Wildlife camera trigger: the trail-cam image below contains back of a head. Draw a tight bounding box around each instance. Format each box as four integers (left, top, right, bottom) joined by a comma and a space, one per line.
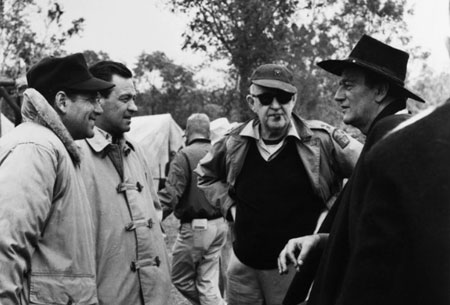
186, 113, 210, 142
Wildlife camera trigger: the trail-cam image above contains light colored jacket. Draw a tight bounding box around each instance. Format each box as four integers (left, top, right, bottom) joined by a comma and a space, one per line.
78, 128, 171, 305
196, 114, 362, 219
0, 89, 97, 305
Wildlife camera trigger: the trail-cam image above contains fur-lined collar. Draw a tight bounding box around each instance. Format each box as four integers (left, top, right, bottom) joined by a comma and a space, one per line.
21, 88, 81, 164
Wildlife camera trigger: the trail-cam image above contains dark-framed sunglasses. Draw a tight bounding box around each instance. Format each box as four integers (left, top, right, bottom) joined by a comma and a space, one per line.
251, 92, 294, 106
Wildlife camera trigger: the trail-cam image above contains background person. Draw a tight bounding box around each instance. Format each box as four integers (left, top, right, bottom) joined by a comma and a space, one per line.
159, 113, 227, 305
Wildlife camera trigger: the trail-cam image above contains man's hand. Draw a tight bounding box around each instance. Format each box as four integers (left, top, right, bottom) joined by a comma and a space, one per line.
277, 234, 327, 275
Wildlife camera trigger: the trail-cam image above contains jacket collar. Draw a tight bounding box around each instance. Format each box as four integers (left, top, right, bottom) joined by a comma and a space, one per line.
367, 100, 406, 134
187, 138, 211, 146
21, 88, 81, 164
85, 127, 135, 156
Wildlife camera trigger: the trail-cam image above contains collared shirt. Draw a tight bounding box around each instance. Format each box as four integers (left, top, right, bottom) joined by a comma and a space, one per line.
239, 117, 301, 161
86, 127, 135, 179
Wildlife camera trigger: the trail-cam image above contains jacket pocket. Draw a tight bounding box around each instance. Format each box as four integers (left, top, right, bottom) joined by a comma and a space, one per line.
29, 272, 97, 305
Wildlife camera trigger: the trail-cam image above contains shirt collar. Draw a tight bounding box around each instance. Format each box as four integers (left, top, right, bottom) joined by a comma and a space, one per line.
239, 117, 301, 141
85, 127, 135, 154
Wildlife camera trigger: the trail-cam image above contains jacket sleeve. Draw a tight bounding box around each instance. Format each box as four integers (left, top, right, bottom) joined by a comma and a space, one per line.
195, 137, 234, 219
158, 150, 189, 220
0, 144, 57, 304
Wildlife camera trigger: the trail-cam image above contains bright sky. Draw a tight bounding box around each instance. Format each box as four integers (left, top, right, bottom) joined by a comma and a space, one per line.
60, 0, 450, 81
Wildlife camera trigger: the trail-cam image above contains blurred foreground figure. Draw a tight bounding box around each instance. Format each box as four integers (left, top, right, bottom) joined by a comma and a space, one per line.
278, 35, 428, 305
0, 54, 113, 304
78, 61, 171, 305
159, 113, 227, 305
196, 63, 361, 305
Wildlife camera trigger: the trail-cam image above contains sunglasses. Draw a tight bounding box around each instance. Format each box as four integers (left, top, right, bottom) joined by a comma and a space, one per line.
251, 92, 294, 105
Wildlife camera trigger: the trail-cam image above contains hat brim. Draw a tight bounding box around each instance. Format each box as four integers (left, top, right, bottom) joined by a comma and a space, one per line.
317, 59, 425, 103
67, 77, 114, 92
252, 79, 297, 94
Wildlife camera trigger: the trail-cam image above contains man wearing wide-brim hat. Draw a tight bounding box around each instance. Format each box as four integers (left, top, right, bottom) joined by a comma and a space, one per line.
278, 34, 426, 305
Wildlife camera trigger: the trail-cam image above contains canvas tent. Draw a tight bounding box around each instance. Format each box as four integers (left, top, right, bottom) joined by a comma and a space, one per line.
210, 117, 240, 144
0, 113, 14, 137
127, 113, 184, 188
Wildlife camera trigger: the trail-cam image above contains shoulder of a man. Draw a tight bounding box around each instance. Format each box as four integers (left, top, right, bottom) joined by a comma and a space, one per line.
303, 119, 353, 150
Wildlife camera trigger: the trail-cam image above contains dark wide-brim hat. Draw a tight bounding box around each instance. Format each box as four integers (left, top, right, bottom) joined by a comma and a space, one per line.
317, 35, 425, 103
27, 53, 114, 97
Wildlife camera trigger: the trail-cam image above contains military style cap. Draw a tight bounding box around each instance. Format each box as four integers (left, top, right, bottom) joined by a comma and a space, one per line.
250, 64, 297, 94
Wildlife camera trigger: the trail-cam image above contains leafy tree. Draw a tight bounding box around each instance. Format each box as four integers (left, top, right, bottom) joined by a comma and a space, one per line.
82, 50, 111, 66
169, 0, 419, 127
285, 0, 418, 128
134, 51, 204, 126
0, 0, 84, 79
0, 0, 84, 124
409, 63, 450, 113
133, 51, 238, 126
168, 0, 299, 120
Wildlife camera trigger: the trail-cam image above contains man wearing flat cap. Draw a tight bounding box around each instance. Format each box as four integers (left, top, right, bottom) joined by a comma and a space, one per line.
195, 63, 362, 305
0, 53, 114, 304
279, 35, 426, 305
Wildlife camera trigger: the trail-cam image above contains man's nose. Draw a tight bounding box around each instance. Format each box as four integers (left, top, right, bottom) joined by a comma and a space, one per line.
94, 101, 103, 114
128, 99, 138, 112
270, 97, 282, 108
334, 86, 345, 103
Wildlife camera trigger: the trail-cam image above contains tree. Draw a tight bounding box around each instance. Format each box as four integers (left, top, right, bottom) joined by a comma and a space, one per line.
0, 0, 84, 79
169, 0, 299, 120
285, 0, 418, 127
134, 51, 204, 126
82, 50, 111, 66
169, 0, 419, 126
0, 0, 84, 123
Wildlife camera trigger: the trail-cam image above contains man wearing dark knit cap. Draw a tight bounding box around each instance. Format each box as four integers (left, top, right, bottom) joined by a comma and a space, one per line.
195, 63, 362, 305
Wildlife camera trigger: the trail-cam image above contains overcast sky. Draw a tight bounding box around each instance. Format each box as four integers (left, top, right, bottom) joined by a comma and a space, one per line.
60, 0, 450, 80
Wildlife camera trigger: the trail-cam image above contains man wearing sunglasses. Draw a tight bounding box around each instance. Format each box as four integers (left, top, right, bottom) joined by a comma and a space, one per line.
195, 63, 362, 305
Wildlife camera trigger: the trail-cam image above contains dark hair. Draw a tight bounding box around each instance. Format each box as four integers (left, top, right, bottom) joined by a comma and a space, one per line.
89, 61, 132, 98
363, 68, 407, 107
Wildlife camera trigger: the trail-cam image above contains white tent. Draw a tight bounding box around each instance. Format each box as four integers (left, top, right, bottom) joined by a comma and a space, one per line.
0, 113, 14, 137
210, 117, 240, 144
127, 113, 184, 186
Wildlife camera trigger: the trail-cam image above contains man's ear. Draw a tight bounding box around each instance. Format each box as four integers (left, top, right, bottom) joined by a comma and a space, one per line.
292, 93, 298, 106
375, 82, 389, 103
246, 94, 256, 112
54, 91, 68, 114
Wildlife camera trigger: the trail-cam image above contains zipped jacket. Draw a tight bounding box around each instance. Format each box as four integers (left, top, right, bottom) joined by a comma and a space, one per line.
195, 114, 362, 220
